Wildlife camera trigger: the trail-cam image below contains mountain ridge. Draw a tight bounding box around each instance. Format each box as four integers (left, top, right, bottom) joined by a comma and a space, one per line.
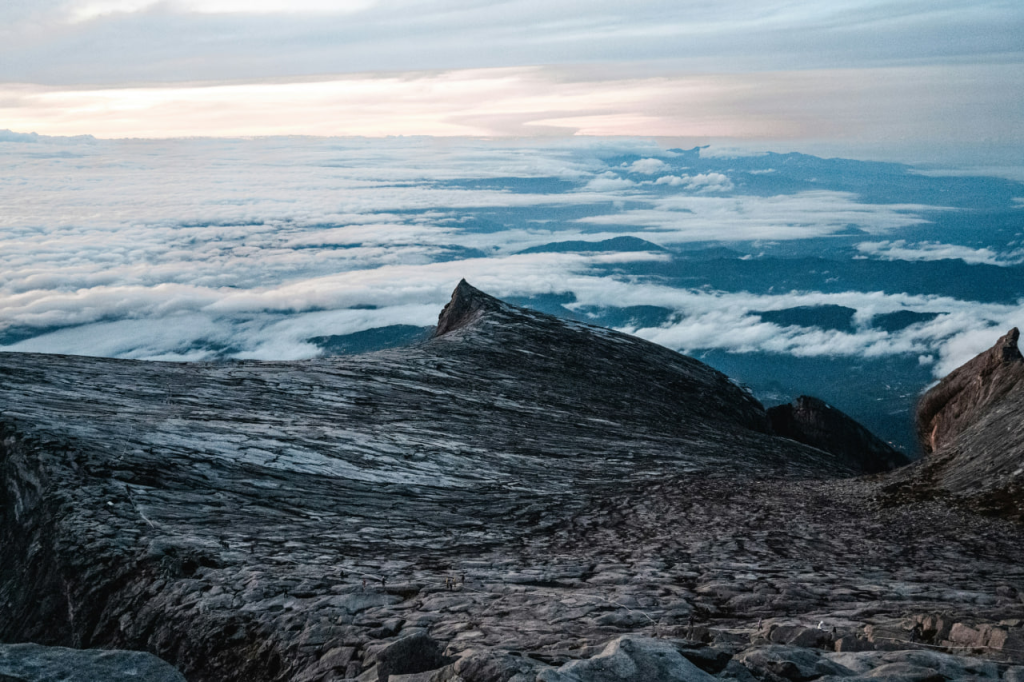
1, 282, 1021, 682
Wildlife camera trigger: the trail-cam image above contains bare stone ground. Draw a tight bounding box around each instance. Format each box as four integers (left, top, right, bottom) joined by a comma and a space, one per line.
1, 284, 1021, 681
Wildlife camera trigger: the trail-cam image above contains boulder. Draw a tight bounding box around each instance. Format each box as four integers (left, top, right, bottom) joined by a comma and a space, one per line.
826, 649, 999, 679
374, 633, 453, 682
0, 643, 185, 682
452, 649, 545, 682
736, 645, 853, 681
536, 636, 716, 682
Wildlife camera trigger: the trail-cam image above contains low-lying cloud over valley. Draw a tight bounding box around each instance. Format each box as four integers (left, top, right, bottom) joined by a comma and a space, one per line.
2, 136, 1022, 382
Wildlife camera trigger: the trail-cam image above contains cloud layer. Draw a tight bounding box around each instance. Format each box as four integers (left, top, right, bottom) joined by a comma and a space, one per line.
1, 136, 1022, 378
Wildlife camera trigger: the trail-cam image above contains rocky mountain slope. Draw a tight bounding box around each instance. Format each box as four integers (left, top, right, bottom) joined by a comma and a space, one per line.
886, 327, 1024, 520
1, 282, 1022, 682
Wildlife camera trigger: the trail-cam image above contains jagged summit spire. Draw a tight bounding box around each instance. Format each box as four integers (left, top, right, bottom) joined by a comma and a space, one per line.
917, 327, 1023, 454
996, 327, 1022, 362
433, 279, 504, 337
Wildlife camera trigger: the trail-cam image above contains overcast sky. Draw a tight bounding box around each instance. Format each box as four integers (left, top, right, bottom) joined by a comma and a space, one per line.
2, 0, 1022, 160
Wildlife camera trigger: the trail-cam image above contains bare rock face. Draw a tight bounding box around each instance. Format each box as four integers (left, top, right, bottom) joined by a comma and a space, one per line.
767, 396, 910, 474
0, 643, 185, 682
916, 327, 1023, 455
536, 636, 716, 682
889, 327, 1024, 519
433, 279, 501, 337
1, 282, 1022, 682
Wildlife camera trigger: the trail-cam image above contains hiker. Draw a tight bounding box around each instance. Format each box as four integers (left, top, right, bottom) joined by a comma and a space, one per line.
381, 576, 387, 588
362, 579, 366, 591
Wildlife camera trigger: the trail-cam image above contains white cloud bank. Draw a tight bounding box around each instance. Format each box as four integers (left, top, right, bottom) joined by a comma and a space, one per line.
857, 240, 1024, 266
1, 136, 1020, 379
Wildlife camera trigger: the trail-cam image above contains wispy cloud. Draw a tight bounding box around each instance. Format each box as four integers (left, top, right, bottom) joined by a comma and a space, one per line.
653, 173, 733, 192
579, 190, 934, 242
856, 240, 1024, 266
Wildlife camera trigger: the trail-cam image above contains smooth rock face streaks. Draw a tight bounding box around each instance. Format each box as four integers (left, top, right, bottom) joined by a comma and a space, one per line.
0, 282, 1021, 682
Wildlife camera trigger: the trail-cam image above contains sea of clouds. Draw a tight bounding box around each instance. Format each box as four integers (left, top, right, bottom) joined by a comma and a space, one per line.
2, 134, 1022, 377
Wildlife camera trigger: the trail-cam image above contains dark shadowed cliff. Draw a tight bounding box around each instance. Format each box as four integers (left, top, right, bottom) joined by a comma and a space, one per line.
768, 395, 910, 474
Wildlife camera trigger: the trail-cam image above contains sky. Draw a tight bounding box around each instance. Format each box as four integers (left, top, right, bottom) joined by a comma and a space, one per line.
1, 0, 1023, 163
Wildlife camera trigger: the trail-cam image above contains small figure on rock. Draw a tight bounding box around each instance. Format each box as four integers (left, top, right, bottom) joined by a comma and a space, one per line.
362, 578, 367, 591
381, 576, 387, 588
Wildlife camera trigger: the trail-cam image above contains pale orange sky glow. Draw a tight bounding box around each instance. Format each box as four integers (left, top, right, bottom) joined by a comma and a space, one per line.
2, 64, 1020, 145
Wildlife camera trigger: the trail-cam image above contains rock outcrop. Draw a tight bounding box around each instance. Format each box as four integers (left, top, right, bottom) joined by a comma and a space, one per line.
1, 282, 1021, 682
434, 279, 500, 337
887, 327, 1024, 519
0, 643, 185, 681
768, 396, 910, 473
537, 636, 716, 682
916, 327, 1023, 455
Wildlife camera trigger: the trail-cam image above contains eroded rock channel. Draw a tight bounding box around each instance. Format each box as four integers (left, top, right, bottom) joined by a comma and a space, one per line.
1, 281, 1022, 681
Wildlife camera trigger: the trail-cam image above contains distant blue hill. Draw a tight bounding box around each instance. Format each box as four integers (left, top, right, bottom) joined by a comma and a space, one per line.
517, 236, 666, 255
596, 256, 1024, 304
309, 325, 432, 356
871, 310, 940, 332
503, 292, 586, 321
756, 305, 857, 332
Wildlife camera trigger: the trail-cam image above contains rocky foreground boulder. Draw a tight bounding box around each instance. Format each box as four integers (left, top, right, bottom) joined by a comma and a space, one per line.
0, 642, 185, 681
1, 282, 1022, 681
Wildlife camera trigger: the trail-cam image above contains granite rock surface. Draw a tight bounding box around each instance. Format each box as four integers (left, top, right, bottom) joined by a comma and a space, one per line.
887, 327, 1024, 520
1, 282, 1022, 682
0, 642, 185, 681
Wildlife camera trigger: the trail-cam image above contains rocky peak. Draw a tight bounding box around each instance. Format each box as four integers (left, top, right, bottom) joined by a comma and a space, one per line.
432, 279, 503, 337
916, 327, 1023, 455
884, 327, 1024, 519
767, 395, 909, 474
